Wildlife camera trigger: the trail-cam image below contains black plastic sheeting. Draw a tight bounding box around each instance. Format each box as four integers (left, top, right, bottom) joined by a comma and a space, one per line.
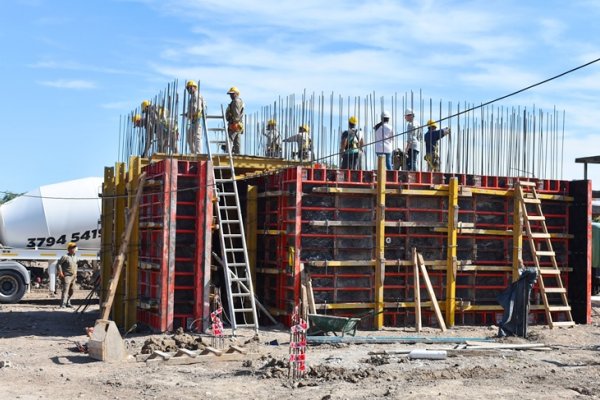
496, 268, 538, 337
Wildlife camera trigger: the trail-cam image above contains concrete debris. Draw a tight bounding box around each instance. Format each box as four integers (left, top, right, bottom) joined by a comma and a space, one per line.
140, 329, 205, 354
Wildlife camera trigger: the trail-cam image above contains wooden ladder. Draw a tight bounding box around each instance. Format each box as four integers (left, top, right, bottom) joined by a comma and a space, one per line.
515, 181, 574, 328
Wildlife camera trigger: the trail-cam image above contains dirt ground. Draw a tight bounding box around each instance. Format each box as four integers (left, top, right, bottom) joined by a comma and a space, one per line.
1, 290, 599, 400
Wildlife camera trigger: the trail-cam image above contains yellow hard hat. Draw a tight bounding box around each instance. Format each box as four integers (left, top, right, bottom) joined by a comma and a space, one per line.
67, 242, 77, 249
141, 100, 151, 110
186, 80, 198, 89
427, 119, 437, 128
348, 116, 358, 125
227, 86, 240, 95
267, 119, 276, 126
132, 114, 142, 123
300, 124, 310, 133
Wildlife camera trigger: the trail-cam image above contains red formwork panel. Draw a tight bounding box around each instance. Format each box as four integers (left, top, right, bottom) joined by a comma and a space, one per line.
137, 158, 177, 332
136, 159, 213, 332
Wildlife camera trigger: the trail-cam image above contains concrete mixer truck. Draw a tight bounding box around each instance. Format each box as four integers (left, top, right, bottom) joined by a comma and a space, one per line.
0, 177, 103, 303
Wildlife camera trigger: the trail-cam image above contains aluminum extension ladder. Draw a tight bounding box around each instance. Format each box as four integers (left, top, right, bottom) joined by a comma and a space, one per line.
202, 107, 259, 335
515, 180, 574, 328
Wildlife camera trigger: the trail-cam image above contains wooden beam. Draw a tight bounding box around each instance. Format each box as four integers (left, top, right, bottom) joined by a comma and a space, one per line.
419, 253, 447, 332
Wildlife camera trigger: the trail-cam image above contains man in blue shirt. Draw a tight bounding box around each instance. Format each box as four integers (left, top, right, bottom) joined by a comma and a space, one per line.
424, 119, 450, 172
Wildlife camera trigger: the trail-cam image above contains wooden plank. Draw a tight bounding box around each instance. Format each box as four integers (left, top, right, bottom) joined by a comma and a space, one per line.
417, 253, 447, 332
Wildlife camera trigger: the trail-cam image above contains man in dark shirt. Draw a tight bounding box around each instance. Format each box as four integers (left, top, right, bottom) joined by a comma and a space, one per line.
424, 119, 450, 172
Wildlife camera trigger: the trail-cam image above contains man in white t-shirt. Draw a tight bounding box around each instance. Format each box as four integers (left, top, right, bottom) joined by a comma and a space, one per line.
374, 111, 394, 169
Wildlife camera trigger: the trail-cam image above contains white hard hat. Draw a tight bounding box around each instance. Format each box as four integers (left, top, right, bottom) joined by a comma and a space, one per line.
381, 111, 391, 119
404, 108, 414, 116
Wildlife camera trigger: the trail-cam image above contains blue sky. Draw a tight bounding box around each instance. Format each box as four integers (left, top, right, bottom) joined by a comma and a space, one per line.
2, 0, 600, 193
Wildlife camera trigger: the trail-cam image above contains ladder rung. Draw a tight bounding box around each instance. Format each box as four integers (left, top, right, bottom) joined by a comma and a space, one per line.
548, 306, 571, 312
206, 114, 224, 119
214, 166, 231, 170
219, 206, 238, 211
551, 321, 575, 327
225, 248, 244, 252
529, 233, 551, 239
233, 308, 254, 313
517, 181, 537, 187
208, 128, 225, 131
227, 262, 246, 267
527, 215, 546, 221
221, 219, 241, 224
215, 178, 233, 183
536, 251, 555, 257
234, 323, 257, 327
219, 192, 236, 196
231, 293, 252, 298
539, 268, 561, 275
231, 277, 248, 282
523, 198, 541, 204
223, 234, 243, 238
544, 287, 567, 293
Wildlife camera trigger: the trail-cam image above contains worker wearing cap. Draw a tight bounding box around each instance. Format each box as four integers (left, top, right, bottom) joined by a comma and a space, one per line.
185, 80, 205, 154
404, 108, 422, 171
283, 125, 312, 161
57, 242, 79, 308
340, 116, 364, 170
225, 86, 245, 154
424, 119, 450, 172
141, 100, 159, 157
263, 119, 281, 157
374, 111, 394, 170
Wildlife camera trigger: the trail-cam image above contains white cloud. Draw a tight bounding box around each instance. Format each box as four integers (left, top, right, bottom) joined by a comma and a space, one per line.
38, 79, 97, 89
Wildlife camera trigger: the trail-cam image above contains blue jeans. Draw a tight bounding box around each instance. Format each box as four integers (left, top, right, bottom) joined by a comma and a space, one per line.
376, 153, 392, 170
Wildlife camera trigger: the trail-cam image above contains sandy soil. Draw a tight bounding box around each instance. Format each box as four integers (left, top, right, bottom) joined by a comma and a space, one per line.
1, 289, 599, 400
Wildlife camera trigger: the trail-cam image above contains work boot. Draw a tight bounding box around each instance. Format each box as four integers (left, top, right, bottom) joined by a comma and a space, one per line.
66, 298, 73, 308
60, 302, 66, 308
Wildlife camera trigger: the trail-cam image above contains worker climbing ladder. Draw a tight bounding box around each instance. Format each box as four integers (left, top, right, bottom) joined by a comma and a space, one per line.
202, 106, 259, 335
514, 181, 574, 328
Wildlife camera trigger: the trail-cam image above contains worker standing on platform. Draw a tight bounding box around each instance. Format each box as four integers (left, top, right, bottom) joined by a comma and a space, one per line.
263, 119, 281, 157
340, 116, 363, 169
141, 100, 159, 157
424, 119, 450, 172
283, 125, 312, 161
374, 111, 394, 170
157, 106, 179, 154
225, 86, 244, 154
185, 80, 205, 154
404, 108, 422, 171
57, 242, 78, 308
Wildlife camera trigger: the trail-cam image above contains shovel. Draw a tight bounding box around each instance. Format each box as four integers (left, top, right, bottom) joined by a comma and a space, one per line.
88, 172, 146, 362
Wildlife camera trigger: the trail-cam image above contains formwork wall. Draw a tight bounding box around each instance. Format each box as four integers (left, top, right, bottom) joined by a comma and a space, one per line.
102, 157, 213, 333
247, 167, 591, 328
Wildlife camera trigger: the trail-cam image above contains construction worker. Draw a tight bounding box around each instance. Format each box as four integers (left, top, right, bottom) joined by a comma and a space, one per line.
404, 108, 422, 171
374, 111, 394, 170
141, 100, 159, 157
57, 242, 78, 308
424, 119, 451, 172
225, 86, 244, 154
157, 106, 179, 153
262, 119, 281, 157
132, 114, 142, 128
185, 80, 205, 154
340, 116, 364, 169
283, 125, 312, 161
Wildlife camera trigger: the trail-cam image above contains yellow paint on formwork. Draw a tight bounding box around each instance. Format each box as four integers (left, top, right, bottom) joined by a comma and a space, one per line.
445, 178, 458, 327
101, 167, 115, 312
374, 156, 386, 330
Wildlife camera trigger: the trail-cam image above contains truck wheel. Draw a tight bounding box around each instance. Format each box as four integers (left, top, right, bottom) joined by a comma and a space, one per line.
0, 271, 26, 303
